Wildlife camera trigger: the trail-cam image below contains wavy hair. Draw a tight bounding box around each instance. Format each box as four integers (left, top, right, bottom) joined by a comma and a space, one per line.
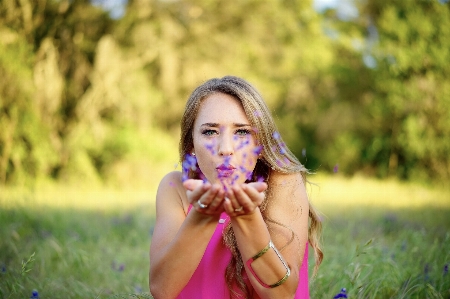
179, 76, 323, 298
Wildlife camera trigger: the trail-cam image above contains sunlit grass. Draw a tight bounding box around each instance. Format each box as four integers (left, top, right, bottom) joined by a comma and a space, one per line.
1, 174, 449, 298
309, 173, 450, 210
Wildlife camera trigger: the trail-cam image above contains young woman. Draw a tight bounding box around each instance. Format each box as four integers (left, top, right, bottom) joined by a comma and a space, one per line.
149, 76, 322, 299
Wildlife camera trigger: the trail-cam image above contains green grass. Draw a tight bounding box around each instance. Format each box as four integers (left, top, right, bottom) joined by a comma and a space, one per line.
1, 174, 449, 298
308, 174, 450, 298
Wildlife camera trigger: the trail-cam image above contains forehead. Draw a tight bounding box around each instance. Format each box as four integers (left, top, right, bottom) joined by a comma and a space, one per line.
194, 92, 250, 125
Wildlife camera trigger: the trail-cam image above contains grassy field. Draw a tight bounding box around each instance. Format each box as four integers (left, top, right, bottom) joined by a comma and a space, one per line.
1, 174, 449, 298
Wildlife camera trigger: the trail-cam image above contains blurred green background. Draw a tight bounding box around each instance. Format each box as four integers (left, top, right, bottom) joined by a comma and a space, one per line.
1, 0, 450, 298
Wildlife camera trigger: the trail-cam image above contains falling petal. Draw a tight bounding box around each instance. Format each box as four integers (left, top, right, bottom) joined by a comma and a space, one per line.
333, 164, 339, 173
272, 131, 280, 139
253, 146, 263, 155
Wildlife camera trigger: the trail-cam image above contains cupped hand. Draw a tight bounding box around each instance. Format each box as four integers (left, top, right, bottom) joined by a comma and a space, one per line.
183, 179, 226, 215
222, 181, 268, 217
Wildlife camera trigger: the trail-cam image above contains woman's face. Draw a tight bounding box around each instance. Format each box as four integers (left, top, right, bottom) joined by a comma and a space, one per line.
192, 92, 259, 185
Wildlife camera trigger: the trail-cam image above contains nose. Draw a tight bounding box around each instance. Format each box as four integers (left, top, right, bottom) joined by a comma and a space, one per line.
218, 134, 234, 156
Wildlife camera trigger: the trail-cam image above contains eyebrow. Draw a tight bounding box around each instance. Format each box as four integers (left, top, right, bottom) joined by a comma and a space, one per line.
200, 122, 251, 128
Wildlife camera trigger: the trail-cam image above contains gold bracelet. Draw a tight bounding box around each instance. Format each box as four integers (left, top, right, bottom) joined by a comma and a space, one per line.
246, 240, 291, 288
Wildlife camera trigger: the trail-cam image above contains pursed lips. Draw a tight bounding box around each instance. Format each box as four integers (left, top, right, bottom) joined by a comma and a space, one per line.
216, 164, 235, 178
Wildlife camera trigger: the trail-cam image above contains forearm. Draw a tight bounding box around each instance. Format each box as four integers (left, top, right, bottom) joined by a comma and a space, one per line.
231, 209, 298, 299
149, 211, 219, 299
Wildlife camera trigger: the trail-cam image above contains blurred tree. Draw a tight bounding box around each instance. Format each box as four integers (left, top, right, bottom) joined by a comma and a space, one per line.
310, 0, 450, 181
1, 0, 449, 185
0, 0, 115, 184
364, 0, 450, 181
116, 0, 335, 155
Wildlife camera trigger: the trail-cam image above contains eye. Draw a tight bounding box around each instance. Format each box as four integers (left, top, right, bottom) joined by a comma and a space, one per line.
201, 129, 218, 136
235, 128, 251, 136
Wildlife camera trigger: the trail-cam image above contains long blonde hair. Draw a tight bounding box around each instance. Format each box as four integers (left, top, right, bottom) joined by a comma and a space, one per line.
180, 76, 323, 297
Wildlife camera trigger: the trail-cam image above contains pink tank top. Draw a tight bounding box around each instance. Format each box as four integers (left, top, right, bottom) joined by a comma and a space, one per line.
176, 210, 310, 298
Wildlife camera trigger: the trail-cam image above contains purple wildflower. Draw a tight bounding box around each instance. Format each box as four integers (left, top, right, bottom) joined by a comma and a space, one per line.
333, 288, 347, 299
240, 166, 247, 173
30, 290, 39, 299
283, 157, 289, 164
246, 171, 253, 181
135, 285, 143, 294
424, 263, 431, 281
401, 241, 407, 251
333, 164, 339, 173
224, 156, 231, 167
272, 131, 280, 139
257, 176, 265, 182
254, 110, 262, 117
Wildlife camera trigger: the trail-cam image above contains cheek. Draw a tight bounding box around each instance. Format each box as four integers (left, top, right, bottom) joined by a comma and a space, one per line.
193, 145, 215, 175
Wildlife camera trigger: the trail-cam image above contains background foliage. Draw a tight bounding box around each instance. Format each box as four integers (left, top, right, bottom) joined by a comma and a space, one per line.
1, 0, 449, 186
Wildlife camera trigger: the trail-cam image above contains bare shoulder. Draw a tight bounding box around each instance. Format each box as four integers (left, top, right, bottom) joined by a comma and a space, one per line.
156, 171, 189, 214
269, 171, 305, 187
266, 171, 309, 219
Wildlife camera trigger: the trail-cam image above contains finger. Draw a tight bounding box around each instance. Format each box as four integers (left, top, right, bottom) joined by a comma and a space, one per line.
222, 182, 241, 210
246, 181, 268, 192
187, 182, 212, 204
241, 184, 264, 206
203, 184, 225, 211
231, 184, 253, 211
223, 197, 237, 215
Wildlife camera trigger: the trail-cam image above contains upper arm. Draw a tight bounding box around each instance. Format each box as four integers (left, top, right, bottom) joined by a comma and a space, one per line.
265, 172, 309, 271
150, 171, 188, 262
